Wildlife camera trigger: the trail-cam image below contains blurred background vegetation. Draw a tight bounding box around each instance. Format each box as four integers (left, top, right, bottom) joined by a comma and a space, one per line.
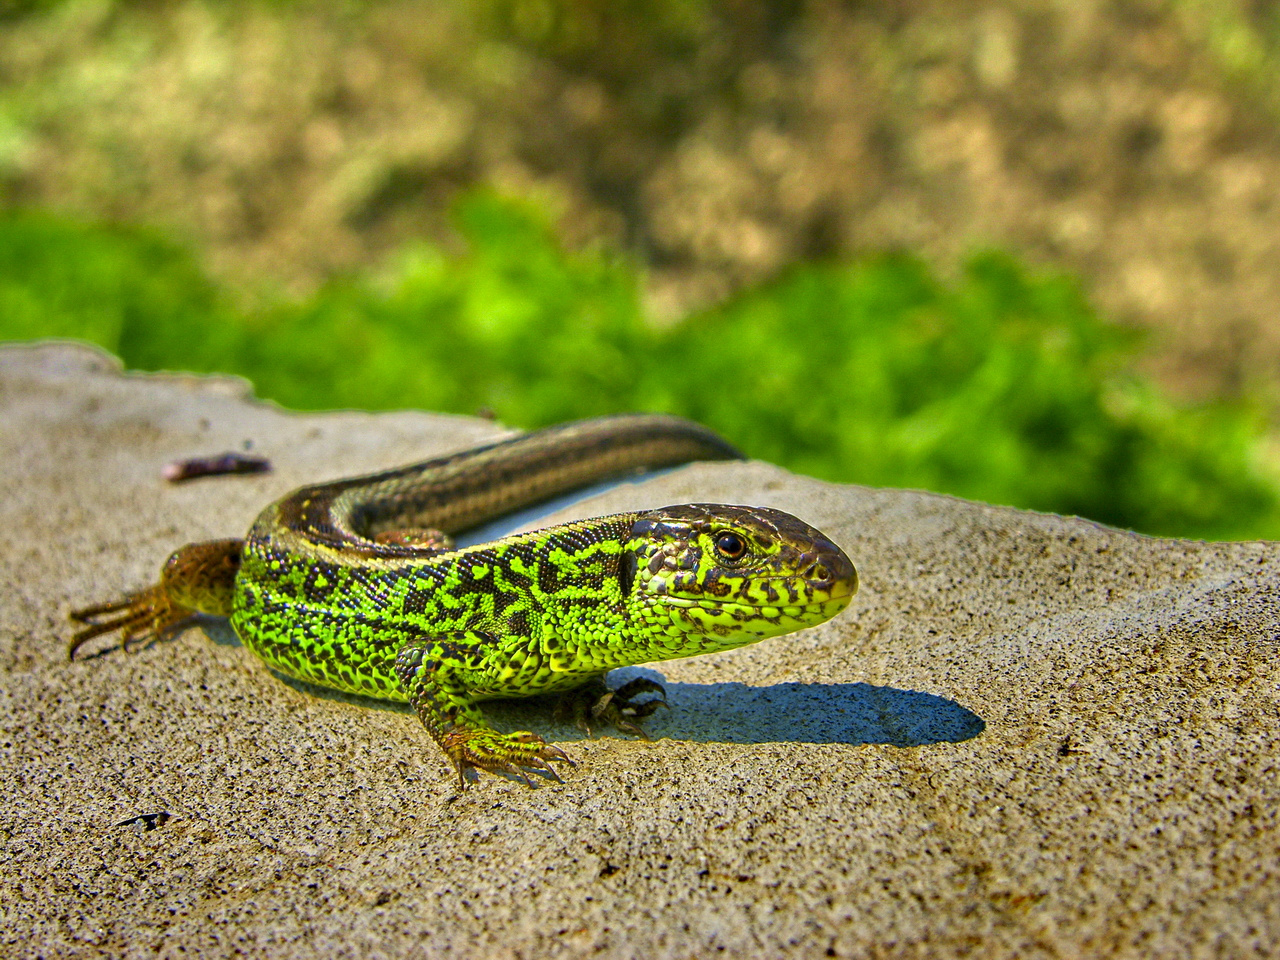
3, 0, 1280, 539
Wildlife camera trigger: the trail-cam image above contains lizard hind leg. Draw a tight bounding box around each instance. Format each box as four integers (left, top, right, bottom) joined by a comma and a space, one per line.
393, 632, 573, 788
68, 538, 243, 660
372, 528, 455, 552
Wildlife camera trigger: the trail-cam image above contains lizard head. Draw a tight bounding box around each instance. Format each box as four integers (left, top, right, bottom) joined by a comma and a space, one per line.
624, 503, 857, 655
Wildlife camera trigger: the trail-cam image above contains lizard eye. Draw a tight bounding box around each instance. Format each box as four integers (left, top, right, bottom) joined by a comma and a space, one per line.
714, 532, 748, 561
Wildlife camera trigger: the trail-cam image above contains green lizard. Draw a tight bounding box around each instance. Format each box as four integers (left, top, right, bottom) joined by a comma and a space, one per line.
70, 415, 857, 786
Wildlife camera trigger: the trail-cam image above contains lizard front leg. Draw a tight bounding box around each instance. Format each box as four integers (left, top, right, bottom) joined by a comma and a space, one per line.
393, 632, 572, 788
556, 676, 668, 738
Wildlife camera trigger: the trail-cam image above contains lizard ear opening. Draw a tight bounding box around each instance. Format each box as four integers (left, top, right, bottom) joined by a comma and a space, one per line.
618, 551, 638, 597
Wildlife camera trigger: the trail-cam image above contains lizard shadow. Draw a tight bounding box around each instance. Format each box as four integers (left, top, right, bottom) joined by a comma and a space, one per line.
272, 671, 982, 752
497, 668, 985, 747
199, 620, 983, 748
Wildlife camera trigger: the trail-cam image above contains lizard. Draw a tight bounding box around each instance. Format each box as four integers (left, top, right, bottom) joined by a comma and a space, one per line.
69, 414, 858, 786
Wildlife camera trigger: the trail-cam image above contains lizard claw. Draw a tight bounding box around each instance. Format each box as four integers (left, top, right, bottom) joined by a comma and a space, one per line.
445, 729, 574, 789
68, 585, 193, 661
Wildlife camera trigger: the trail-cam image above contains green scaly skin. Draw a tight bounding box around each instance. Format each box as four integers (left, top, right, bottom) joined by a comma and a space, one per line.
69, 415, 858, 786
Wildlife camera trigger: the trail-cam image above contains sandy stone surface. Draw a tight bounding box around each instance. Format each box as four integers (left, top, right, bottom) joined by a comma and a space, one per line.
2, 342, 1277, 958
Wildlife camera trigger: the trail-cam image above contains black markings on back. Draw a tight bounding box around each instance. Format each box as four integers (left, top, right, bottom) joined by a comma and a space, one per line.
537, 559, 563, 594
302, 562, 340, 603
501, 562, 533, 592
618, 551, 638, 598
506, 608, 530, 636
402, 586, 432, 616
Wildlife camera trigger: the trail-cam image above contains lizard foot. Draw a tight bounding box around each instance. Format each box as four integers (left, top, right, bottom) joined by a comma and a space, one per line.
372, 528, 454, 552
68, 585, 195, 661
557, 677, 668, 738
442, 728, 574, 789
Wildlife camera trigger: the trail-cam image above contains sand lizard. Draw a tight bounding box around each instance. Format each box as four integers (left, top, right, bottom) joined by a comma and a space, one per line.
70, 415, 857, 786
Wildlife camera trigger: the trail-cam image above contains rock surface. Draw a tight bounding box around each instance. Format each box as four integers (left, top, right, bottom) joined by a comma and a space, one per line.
2, 342, 1277, 958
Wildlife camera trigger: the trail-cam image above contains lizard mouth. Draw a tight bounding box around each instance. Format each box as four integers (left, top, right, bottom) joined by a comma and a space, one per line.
650, 566, 859, 612
656, 593, 855, 619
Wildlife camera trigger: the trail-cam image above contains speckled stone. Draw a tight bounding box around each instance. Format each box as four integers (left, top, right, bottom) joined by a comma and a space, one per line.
2, 342, 1277, 959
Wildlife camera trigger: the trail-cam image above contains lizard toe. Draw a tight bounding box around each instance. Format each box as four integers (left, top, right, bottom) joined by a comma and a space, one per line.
448, 729, 574, 788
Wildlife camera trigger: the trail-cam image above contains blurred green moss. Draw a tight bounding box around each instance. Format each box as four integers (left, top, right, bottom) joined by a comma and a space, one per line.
1172, 0, 1280, 117
3, 193, 1277, 540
